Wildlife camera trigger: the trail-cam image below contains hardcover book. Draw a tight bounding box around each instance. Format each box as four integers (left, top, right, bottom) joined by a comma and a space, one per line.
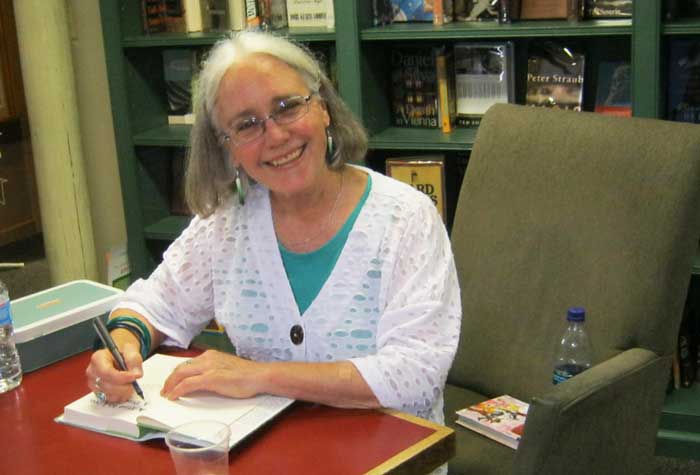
226, 0, 247, 30
162, 49, 199, 125
584, 0, 631, 18
386, 156, 446, 221
520, 0, 582, 20
435, 46, 457, 133
526, 43, 585, 111
455, 395, 529, 449
667, 38, 700, 124
286, 0, 334, 29
141, 0, 168, 33
387, 0, 454, 22
58, 354, 294, 447
454, 41, 514, 127
391, 46, 455, 129
594, 60, 631, 117
454, 0, 499, 21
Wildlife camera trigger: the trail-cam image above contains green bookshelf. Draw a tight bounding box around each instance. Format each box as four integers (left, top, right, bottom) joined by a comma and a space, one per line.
657, 385, 700, 459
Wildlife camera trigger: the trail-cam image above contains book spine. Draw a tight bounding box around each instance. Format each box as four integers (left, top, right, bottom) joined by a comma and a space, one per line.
228, 0, 247, 30
245, 0, 260, 28
435, 51, 452, 133
141, 0, 168, 34
183, 0, 204, 32
433, 0, 444, 25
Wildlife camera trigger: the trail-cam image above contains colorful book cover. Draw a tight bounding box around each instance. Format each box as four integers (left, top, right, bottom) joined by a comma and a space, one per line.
388, 0, 453, 22
455, 395, 529, 449
526, 42, 585, 111
667, 38, 700, 124
594, 60, 631, 117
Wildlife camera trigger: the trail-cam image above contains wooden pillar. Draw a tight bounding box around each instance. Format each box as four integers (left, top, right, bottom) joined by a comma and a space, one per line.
12, 0, 98, 283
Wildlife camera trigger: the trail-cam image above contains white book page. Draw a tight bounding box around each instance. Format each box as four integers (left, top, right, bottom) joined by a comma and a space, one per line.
61, 354, 294, 447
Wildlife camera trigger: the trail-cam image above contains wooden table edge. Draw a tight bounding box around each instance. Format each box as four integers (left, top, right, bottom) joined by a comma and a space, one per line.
364, 408, 456, 475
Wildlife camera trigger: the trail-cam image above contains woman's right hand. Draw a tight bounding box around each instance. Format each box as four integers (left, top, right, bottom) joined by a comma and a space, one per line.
85, 338, 143, 403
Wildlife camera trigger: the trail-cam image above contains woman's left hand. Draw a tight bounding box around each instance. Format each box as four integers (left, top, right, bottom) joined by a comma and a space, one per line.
160, 350, 264, 400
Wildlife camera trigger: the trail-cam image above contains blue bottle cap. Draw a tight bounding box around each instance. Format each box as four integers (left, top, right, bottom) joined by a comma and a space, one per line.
567, 307, 585, 322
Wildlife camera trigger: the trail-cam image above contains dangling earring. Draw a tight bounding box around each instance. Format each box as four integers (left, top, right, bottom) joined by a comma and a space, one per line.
326, 128, 336, 164
235, 167, 247, 206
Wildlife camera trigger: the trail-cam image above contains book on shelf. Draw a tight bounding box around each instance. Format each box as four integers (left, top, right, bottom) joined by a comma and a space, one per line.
385, 156, 446, 221
162, 49, 200, 125
594, 60, 631, 117
225, 0, 247, 30
665, 0, 700, 20
519, 0, 583, 21
57, 354, 295, 448
390, 46, 455, 130
155, 0, 205, 33
526, 42, 585, 111
455, 395, 529, 449
385, 0, 454, 23
372, 0, 395, 25
453, 41, 514, 128
667, 38, 700, 124
286, 0, 334, 29
584, 0, 631, 18
247, 0, 288, 30
454, 0, 499, 21
435, 46, 456, 133
200, 0, 229, 31
141, 0, 168, 33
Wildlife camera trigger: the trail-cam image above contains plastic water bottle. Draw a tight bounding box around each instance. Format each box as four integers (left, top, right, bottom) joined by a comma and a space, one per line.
552, 307, 592, 385
0, 277, 22, 393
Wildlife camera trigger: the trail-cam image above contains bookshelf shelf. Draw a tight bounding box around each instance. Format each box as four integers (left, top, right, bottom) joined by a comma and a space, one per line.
658, 385, 700, 459
360, 19, 632, 41
144, 215, 191, 241
369, 127, 477, 151
133, 125, 189, 147
122, 28, 336, 48
663, 19, 700, 35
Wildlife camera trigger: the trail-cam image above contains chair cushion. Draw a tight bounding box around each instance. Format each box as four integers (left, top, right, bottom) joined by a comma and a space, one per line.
444, 384, 516, 475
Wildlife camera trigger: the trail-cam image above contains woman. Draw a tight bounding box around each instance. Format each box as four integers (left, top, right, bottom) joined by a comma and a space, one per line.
86, 31, 460, 430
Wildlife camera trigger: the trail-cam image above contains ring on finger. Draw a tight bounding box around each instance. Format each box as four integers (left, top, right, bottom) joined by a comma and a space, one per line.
95, 376, 102, 390
94, 391, 107, 403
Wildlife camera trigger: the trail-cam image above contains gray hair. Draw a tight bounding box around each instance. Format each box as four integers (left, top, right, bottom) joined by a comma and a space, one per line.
185, 31, 368, 217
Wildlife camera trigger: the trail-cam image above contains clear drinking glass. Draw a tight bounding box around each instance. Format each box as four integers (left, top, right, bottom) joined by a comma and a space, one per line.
165, 420, 231, 475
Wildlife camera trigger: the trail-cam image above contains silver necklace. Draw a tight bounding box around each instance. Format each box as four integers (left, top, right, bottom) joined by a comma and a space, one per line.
282, 170, 345, 249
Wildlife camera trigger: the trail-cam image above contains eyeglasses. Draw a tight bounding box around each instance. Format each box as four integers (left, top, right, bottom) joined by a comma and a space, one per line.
220, 95, 313, 146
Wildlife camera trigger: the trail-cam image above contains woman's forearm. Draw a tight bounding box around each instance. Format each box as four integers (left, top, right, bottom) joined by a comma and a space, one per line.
257, 360, 381, 409
109, 308, 165, 355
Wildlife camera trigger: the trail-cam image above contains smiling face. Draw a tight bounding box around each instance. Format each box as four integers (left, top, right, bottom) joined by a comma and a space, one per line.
215, 53, 332, 199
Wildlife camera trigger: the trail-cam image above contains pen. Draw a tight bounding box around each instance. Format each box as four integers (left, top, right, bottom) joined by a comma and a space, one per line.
92, 317, 145, 400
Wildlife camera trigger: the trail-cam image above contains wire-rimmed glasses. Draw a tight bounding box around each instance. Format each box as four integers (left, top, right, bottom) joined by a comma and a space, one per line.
219, 95, 313, 146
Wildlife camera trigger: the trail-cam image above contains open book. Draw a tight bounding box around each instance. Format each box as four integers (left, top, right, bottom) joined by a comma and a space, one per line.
455, 395, 529, 449
57, 354, 294, 448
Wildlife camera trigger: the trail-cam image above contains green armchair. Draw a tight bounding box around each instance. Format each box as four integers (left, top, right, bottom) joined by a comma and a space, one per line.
444, 104, 700, 475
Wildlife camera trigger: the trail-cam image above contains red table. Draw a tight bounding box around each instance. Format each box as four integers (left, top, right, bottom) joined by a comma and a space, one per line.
0, 351, 454, 474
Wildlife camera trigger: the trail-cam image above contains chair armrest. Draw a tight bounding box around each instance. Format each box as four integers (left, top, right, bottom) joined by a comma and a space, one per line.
513, 348, 671, 475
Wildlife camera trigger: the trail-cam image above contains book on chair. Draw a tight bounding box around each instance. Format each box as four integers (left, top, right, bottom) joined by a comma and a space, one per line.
57, 353, 294, 449
455, 395, 529, 449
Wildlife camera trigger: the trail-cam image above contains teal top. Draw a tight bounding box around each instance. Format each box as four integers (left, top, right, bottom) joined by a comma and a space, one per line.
279, 174, 372, 315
